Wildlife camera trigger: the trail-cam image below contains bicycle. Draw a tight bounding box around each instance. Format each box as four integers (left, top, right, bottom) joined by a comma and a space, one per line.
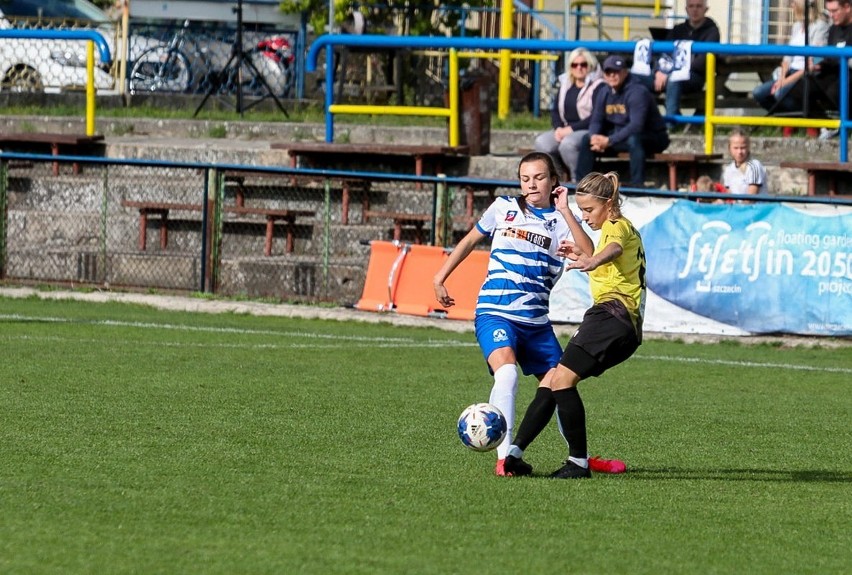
129, 20, 198, 94
129, 20, 295, 99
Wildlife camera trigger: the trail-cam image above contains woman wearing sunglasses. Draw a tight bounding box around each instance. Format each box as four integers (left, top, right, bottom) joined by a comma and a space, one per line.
533, 48, 607, 182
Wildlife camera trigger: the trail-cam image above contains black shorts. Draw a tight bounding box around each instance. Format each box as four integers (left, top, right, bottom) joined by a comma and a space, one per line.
560, 302, 640, 379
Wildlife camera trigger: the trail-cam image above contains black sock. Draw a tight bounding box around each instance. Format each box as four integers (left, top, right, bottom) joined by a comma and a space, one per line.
513, 387, 556, 451
552, 387, 587, 460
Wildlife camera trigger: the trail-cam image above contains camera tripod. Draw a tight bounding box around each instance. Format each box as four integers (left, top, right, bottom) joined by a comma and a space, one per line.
193, 0, 289, 117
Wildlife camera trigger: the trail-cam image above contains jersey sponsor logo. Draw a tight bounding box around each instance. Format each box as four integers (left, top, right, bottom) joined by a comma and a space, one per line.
492, 328, 509, 343
500, 226, 552, 249
505, 210, 517, 222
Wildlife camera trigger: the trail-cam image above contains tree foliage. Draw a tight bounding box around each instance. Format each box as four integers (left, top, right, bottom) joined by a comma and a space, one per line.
278, 1, 491, 39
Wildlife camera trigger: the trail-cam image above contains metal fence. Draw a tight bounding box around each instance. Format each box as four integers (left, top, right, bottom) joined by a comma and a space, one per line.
0, 155, 512, 304
0, 11, 296, 98
3, 152, 850, 306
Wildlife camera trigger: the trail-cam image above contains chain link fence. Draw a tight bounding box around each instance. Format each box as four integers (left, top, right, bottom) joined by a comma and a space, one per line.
0, 156, 509, 304
0, 8, 296, 97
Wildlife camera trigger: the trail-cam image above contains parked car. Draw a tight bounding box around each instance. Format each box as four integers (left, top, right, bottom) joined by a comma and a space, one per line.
0, 0, 158, 93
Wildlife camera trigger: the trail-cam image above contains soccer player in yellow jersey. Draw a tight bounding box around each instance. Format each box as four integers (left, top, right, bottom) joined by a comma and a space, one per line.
504, 171, 646, 479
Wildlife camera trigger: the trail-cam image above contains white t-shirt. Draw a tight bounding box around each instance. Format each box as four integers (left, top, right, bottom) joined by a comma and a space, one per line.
474, 196, 580, 325
722, 159, 768, 196
784, 19, 829, 72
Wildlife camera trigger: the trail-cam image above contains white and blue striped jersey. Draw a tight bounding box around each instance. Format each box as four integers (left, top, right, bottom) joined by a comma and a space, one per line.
474, 195, 580, 325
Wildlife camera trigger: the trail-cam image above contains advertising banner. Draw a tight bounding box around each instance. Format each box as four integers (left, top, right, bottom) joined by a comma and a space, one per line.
550, 197, 852, 337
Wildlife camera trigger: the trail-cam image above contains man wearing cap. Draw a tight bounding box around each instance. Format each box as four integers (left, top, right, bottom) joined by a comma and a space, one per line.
575, 54, 670, 188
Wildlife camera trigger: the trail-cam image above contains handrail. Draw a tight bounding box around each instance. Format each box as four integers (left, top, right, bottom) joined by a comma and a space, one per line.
0, 29, 111, 62
307, 35, 852, 161
0, 29, 111, 136
319, 41, 460, 144
3, 150, 850, 206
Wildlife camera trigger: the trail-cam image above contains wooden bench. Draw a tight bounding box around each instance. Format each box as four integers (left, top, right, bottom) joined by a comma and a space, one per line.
224, 171, 370, 226
515, 148, 722, 190
0, 133, 104, 176
607, 152, 723, 190
778, 161, 852, 197
272, 142, 470, 189
122, 200, 315, 256
363, 210, 473, 244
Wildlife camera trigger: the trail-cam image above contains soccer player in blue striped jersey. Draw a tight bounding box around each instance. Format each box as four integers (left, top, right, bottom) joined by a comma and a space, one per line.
504, 171, 646, 479
435, 152, 621, 477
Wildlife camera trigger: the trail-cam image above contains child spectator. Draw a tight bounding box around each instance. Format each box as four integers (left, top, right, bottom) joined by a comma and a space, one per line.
721, 128, 768, 201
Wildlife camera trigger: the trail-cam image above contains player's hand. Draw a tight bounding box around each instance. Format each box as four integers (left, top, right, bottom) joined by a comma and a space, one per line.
553, 185, 569, 210
434, 284, 455, 308
565, 253, 596, 272
557, 239, 583, 259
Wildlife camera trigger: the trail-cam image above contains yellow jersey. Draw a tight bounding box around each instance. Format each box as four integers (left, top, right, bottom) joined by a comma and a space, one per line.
588, 217, 646, 336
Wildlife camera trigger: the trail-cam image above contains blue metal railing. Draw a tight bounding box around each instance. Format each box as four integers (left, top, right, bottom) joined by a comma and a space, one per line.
307, 35, 852, 161
0, 29, 111, 134
0, 29, 111, 62
2, 151, 850, 205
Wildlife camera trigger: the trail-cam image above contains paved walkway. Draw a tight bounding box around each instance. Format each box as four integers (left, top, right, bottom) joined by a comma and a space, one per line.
2, 286, 847, 347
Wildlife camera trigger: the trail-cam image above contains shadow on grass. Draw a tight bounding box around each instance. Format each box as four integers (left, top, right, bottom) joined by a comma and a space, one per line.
624, 467, 852, 483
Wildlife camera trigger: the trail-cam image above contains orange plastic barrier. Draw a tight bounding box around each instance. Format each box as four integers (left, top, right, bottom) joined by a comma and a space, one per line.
441, 248, 489, 320
356, 241, 489, 320
355, 240, 405, 312
393, 244, 448, 316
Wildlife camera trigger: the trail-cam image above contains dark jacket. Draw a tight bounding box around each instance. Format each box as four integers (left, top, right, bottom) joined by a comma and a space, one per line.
588, 75, 668, 146
818, 23, 852, 77
666, 17, 720, 76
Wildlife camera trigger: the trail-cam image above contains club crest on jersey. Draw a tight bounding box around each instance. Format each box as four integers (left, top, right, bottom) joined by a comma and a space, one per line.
492, 329, 509, 343
544, 218, 557, 232
505, 211, 517, 222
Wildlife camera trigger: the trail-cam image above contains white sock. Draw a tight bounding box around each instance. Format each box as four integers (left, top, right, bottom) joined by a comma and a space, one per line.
489, 364, 518, 460
507, 445, 524, 459
569, 456, 589, 469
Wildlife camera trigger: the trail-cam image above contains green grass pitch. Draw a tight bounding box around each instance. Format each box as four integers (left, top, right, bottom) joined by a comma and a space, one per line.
1, 295, 850, 574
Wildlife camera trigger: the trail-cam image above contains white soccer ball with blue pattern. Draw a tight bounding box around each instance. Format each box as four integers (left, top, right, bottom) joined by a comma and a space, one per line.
457, 403, 507, 452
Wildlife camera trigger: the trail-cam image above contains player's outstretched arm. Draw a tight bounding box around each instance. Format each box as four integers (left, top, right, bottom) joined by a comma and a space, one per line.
433, 227, 485, 307
566, 241, 623, 273
554, 186, 593, 255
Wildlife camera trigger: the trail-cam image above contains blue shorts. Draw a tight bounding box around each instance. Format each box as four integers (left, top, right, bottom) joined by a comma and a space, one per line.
474, 314, 563, 377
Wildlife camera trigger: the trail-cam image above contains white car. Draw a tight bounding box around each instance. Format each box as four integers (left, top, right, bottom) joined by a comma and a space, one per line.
0, 0, 159, 93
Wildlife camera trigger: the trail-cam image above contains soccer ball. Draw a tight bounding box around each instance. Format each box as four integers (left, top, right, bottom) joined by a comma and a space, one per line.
457, 403, 507, 452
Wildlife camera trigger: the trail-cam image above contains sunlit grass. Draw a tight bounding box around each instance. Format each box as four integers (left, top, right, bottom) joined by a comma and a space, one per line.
0, 295, 850, 574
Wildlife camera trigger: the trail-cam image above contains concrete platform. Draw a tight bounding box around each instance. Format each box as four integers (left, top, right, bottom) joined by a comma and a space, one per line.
0, 115, 845, 194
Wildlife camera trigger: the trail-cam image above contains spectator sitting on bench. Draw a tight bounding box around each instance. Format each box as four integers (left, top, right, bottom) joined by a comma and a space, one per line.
638, 0, 720, 129
753, 0, 829, 114
785, 0, 852, 138
721, 128, 768, 202
533, 48, 606, 182
575, 54, 670, 188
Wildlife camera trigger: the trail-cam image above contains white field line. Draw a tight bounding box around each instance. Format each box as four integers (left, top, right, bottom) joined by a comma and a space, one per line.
3, 313, 850, 374
0, 334, 472, 349
634, 354, 852, 374
0, 313, 461, 345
